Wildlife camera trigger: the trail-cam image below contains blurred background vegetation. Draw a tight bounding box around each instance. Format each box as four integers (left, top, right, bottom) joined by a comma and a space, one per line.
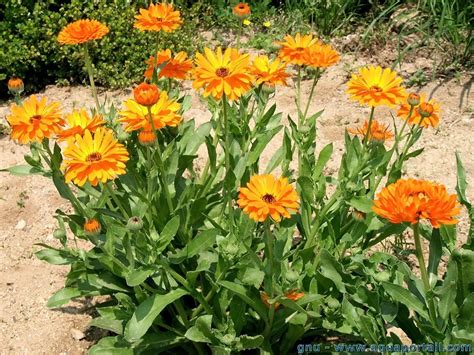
0, 0, 472, 96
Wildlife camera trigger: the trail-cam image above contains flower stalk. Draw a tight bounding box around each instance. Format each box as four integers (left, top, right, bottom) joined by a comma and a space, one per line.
83, 45, 101, 112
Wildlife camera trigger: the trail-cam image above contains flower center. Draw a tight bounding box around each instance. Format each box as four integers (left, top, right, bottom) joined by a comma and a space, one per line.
29, 115, 42, 123
295, 47, 305, 51
262, 194, 276, 204
86, 152, 102, 162
370, 85, 383, 93
216, 67, 229, 78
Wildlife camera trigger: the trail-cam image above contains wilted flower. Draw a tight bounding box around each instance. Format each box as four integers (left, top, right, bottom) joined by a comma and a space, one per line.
348, 119, 394, 143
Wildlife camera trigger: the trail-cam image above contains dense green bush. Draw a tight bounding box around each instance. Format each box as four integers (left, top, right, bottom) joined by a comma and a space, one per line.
0, 0, 203, 95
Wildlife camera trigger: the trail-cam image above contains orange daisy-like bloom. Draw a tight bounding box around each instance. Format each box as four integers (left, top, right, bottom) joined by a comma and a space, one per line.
57, 109, 105, 141
62, 128, 129, 187
347, 66, 406, 107
133, 83, 160, 107
8, 78, 24, 94
372, 178, 460, 228
237, 174, 300, 222
57, 19, 109, 45
144, 49, 193, 80
6, 95, 64, 144
276, 33, 320, 66
233, 2, 251, 17
250, 55, 289, 87
118, 92, 181, 132
84, 218, 101, 236
261, 290, 304, 309
138, 130, 157, 146
260, 292, 281, 310
348, 119, 394, 143
304, 43, 340, 68
134, 3, 182, 32
397, 94, 440, 128
192, 47, 253, 101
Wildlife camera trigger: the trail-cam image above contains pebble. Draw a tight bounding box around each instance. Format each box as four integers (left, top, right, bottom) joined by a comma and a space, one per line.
70, 328, 85, 341
14, 220, 26, 230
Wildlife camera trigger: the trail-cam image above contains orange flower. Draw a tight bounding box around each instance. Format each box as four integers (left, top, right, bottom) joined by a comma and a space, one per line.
233, 2, 251, 17
407, 93, 420, 106
348, 119, 394, 143
62, 128, 129, 187
304, 43, 340, 68
397, 94, 440, 128
8, 78, 24, 94
192, 47, 253, 101
373, 178, 460, 228
285, 290, 305, 302
133, 83, 160, 107
58, 19, 109, 45
57, 109, 105, 141
276, 33, 320, 66
347, 66, 406, 107
84, 218, 101, 236
6, 95, 64, 144
134, 3, 182, 32
238, 174, 300, 222
118, 91, 181, 132
260, 292, 281, 310
144, 49, 193, 80
250, 55, 289, 87
138, 130, 157, 146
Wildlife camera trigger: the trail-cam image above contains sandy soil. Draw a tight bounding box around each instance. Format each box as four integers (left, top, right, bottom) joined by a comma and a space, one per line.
0, 55, 472, 354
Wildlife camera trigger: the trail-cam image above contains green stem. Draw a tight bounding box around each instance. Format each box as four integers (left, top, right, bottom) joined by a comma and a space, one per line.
83, 45, 100, 112
104, 182, 129, 219
263, 220, 275, 342
302, 69, 321, 119
413, 223, 438, 329
296, 66, 303, 174
363, 106, 376, 148
236, 21, 243, 49
222, 95, 234, 234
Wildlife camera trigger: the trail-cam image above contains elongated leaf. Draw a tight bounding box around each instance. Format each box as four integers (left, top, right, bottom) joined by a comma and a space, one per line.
89, 317, 124, 335
47, 287, 82, 308
89, 336, 133, 355
156, 215, 180, 253
124, 288, 188, 342
453, 293, 474, 340
455, 152, 471, 207
0, 164, 44, 176
382, 282, 429, 320
218, 281, 268, 321
126, 267, 155, 287
35, 245, 76, 265
319, 249, 346, 293
313, 143, 333, 180
169, 229, 218, 262
349, 197, 373, 214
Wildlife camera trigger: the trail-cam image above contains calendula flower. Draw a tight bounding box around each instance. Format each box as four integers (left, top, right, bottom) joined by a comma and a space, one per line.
133, 83, 160, 107
263, 21, 271, 28
84, 218, 101, 236
276, 33, 320, 66
243, 19, 251, 26
62, 128, 129, 187
138, 130, 157, 146
238, 174, 300, 222
348, 119, 394, 143
260, 292, 281, 310
285, 290, 305, 302
57, 19, 109, 45
250, 55, 289, 87
397, 94, 440, 128
407, 93, 420, 106
8, 78, 24, 94
118, 92, 181, 132
57, 109, 105, 141
233, 2, 251, 17
347, 66, 406, 107
192, 47, 253, 101
134, 3, 182, 32
144, 49, 193, 80
304, 42, 340, 68
373, 178, 460, 228
6, 95, 64, 144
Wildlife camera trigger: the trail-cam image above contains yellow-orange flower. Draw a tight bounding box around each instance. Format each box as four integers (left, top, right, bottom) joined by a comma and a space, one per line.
261, 290, 304, 309
304, 43, 340, 68
397, 94, 440, 128
118, 92, 181, 132
250, 55, 289, 87
57, 109, 105, 141
373, 178, 460, 228
260, 292, 281, 309
233, 2, 251, 17
238, 174, 299, 222
8, 78, 24, 93
347, 66, 406, 107
58, 19, 109, 45
133, 83, 160, 107
285, 290, 305, 302
134, 3, 182, 32
84, 218, 101, 236
138, 130, 157, 146
144, 49, 193, 80
6, 95, 64, 144
192, 47, 253, 101
348, 119, 394, 143
277, 33, 320, 66
62, 128, 129, 187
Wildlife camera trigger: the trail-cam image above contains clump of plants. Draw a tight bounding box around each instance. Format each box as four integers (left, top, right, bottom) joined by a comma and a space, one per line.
2, 2, 473, 353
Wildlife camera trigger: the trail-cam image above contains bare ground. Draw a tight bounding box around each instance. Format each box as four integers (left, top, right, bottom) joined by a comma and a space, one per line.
0, 55, 472, 354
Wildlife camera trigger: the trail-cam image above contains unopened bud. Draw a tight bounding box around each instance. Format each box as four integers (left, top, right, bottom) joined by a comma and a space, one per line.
127, 216, 143, 231
418, 102, 434, 118
407, 93, 420, 106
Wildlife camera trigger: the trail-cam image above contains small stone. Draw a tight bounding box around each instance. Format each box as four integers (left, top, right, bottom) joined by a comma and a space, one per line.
15, 220, 26, 230
70, 328, 85, 340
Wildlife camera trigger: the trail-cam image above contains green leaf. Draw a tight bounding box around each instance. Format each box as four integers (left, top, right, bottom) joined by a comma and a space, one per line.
435, 259, 457, 321
453, 293, 474, 341
89, 336, 133, 355
382, 282, 429, 320
218, 281, 268, 321
89, 317, 124, 335
0, 164, 44, 176
428, 228, 442, 287
313, 143, 333, 180
264, 145, 284, 174
156, 215, 180, 253
138, 332, 186, 353
126, 267, 155, 287
184, 315, 216, 344
183, 122, 211, 155
124, 288, 188, 342
47, 287, 82, 308
35, 245, 75, 265
237, 335, 264, 350
455, 152, 471, 207
169, 229, 218, 262
240, 268, 265, 289
247, 126, 282, 166
319, 249, 346, 293
349, 197, 373, 214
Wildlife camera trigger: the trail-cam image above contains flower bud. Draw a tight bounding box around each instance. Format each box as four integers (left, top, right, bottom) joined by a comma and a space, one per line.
53, 229, 66, 239
285, 270, 299, 282
262, 83, 275, 94
117, 130, 130, 142
127, 216, 143, 231
8, 77, 24, 94
407, 93, 420, 106
84, 218, 101, 236
352, 209, 366, 221
418, 102, 434, 118
133, 83, 160, 107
